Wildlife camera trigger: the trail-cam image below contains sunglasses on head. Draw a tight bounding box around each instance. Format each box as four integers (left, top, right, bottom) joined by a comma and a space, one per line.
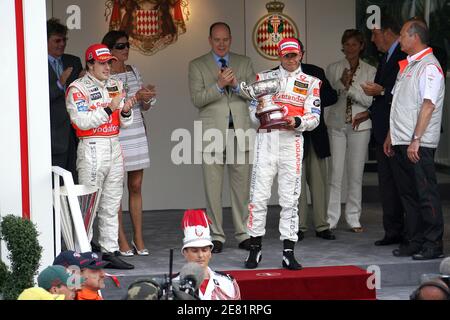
113, 42, 130, 50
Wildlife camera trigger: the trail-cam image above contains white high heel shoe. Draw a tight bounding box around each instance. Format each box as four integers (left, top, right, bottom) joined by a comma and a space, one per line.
132, 241, 149, 256
118, 249, 134, 257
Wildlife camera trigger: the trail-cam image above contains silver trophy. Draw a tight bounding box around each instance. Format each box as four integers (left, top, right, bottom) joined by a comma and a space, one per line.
240, 78, 288, 129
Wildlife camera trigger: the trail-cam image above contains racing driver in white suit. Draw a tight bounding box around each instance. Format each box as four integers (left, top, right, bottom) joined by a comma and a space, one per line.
65, 44, 136, 270
245, 38, 322, 270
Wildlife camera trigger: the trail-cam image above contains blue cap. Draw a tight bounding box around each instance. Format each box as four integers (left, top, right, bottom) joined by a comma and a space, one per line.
53, 250, 109, 270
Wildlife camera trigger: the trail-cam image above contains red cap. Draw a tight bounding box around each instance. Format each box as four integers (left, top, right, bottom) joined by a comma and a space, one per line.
85, 44, 117, 63
278, 38, 301, 57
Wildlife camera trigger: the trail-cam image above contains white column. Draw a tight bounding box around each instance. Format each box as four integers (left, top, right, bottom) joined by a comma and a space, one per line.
23, 0, 54, 269
0, 0, 54, 269
0, 0, 23, 265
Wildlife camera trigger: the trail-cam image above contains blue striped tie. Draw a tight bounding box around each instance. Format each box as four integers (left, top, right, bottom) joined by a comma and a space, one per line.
54, 58, 63, 79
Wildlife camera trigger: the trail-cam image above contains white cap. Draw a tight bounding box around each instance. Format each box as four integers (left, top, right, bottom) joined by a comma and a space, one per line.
181, 209, 214, 251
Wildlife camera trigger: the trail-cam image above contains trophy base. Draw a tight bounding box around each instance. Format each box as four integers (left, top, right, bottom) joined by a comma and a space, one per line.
257, 109, 289, 130
259, 120, 289, 130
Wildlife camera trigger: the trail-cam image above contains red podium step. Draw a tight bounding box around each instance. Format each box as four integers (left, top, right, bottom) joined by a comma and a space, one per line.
227, 266, 376, 300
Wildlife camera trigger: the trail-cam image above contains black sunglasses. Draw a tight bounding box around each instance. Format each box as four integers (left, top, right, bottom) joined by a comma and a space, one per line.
113, 42, 130, 50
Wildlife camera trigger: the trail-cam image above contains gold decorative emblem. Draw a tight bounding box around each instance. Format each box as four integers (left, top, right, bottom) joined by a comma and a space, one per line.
253, 1, 299, 60
105, 0, 190, 56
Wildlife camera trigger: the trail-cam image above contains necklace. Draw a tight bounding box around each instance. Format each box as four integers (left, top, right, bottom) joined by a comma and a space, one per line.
112, 65, 129, 98
123, 71, 129, 98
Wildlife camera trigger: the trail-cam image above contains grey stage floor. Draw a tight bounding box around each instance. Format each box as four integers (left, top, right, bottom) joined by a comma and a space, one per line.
101, 200, 450, 300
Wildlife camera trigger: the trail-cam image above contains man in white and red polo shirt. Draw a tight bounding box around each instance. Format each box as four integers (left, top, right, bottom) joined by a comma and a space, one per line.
66, 44, 136, 270
385, 19, 445, 260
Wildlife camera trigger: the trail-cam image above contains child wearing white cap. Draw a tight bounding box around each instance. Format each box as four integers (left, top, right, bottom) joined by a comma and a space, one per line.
181, 209, 241, 300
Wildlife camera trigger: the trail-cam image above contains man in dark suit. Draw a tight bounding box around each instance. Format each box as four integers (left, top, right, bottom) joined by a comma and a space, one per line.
297, 40, 338, 241
47, 18, 83, 183
353, 16, 407, 246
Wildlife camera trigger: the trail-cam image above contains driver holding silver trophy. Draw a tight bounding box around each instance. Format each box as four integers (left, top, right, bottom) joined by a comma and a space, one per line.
241, 37, 322, 270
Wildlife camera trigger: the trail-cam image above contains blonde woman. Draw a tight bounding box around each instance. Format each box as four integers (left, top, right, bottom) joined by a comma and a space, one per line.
325, 29, 376, 232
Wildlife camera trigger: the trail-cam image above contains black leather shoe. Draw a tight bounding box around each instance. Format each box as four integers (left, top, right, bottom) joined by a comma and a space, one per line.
282, 250, 302, 270
297, 230, 305, 241
412, 247, 444, 260
90, 241, 101, 253
238, 239, 251, 250
212, 241, 223, 254
245, 245, 262, 269
316, 229, 336, 240
392, 244, 421, 257
374, 236, 402, 246
102, 252, 134, 270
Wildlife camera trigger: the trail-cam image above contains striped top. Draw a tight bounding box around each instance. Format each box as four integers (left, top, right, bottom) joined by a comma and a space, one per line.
112, 65, 154, 171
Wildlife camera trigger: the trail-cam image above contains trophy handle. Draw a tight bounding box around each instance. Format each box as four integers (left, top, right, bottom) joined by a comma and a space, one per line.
239, 82, 254, 100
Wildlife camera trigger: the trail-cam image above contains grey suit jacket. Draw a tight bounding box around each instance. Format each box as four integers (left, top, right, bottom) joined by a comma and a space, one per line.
189, 51, 255, 152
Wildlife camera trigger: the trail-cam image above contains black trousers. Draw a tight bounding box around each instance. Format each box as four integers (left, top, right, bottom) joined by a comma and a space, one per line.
376, 145, 404, 239
391, 145, 443, 248
51, 131, 78, 185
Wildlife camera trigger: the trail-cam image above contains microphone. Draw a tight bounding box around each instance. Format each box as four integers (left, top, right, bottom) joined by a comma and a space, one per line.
418, 258, 450, 288
178, 262, 205, 296
439, 257, 450, 275
439, 257, 450, 286
125, 278, 162, 300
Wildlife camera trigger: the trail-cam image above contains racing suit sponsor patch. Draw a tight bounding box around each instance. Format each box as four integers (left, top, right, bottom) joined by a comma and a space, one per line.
313, 99, 321, 107
76, 100, 89, 112
311, 107, 321, 115
313, 88, 320, 97
293, 87, 307, 95
107, 86, 119, 92
294, 80, 309, 89
90, 92, 102, 100
73, 92, 85, 101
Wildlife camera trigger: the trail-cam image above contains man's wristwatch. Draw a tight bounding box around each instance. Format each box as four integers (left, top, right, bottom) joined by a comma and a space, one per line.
380, 88, 385, 96
412, 134, 421, 142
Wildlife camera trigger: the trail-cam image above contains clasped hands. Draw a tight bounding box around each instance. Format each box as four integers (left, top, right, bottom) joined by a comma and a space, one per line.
109, 95, 136, 114
217, 67, 238, 89
136, 84, 157, 103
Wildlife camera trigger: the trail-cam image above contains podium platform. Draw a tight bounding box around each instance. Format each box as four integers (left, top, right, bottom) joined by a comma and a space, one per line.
227, 266, 376, 300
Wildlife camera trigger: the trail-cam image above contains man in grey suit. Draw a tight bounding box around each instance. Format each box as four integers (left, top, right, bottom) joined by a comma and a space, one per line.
188, 22, 255, 253
47, 18, 83, 183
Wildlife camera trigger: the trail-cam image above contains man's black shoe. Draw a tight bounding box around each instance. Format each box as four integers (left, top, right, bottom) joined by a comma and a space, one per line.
238, 239, 251, 251
212, 241, 223, 254
374, 236, 402, 246
282, 250, 302, 270
297, 230, 305, 241
315, 229, 336, 240
412, 247, 444, 260
392, 244, 421, 257
90, 241, 101, 253
102, 252, 134, 270
245, 245, 262, 269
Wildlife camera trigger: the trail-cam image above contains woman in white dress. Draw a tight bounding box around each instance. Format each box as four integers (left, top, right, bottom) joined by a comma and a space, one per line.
325, 29, 376, 232
102, 30, 156, 256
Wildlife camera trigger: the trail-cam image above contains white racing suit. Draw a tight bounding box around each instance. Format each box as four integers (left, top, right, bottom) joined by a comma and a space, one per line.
247, 66, 321, 242
173, 267, 240, 300
66, 73, 133, 253
200, 268, 241, 300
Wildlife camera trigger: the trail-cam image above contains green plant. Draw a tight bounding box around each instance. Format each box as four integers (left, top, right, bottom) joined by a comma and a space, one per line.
0, 215, 42, 300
